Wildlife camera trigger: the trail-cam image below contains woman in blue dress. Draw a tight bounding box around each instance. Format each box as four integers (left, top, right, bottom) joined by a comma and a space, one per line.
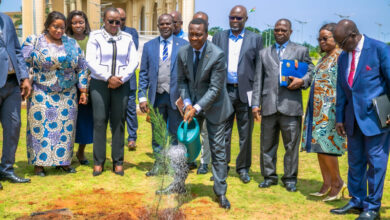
66, 10, 93, 165
22, 11, 88, 176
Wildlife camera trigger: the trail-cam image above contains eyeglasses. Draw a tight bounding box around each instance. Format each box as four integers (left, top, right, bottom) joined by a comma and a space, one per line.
107, 20, 120, 25
50, 25, 65, 31
229, 16, 244, 21
337, 33, 353, 48
120, 18, 126, 22
317, 36, 333, 42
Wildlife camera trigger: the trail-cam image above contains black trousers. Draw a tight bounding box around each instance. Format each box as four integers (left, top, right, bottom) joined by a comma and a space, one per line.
260, 113, 302, 184
90, 78, 130, 166
197, 115, 228, 196
224, 85, 253, 173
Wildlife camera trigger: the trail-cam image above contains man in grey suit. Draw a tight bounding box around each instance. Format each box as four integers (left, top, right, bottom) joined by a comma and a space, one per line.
212, 5, 263, 184
0, 9, 32, 190
252, 19, 313, 192
177, 18, 233, 209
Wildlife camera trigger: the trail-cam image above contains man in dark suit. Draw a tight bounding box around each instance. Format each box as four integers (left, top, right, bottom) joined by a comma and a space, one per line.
212, 5, 263, 183
330, 20, 390, 220
138, 14, 188, 177
0, 10, 32, 190
252, 19, 313, 192
177, 18, 234, 209
118, 8, 139, 151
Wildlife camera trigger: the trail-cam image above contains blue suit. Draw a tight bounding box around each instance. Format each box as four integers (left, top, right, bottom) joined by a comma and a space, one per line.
138, 35, 188, 152
0, 13, 28, 174
336, 36, 390, 211
122, 26, 139, 142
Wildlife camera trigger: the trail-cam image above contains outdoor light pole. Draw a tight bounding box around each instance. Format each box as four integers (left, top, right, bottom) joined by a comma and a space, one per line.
334, 13, 351, 19
295, 19, 308, 43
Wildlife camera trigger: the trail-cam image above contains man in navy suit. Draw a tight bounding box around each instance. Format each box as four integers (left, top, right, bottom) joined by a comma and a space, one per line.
118, 8, 139, 151
0, 10, 32, 190
138, 14, 188, 177
212, 5, 263, 183
331, 19, 390, 220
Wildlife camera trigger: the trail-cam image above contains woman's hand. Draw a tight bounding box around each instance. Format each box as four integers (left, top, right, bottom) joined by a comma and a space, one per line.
79, 92, 88, 105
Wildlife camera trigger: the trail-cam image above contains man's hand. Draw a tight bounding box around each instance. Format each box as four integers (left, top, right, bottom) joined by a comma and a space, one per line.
20, 78, 32, 100
287, 76, 304, 90
108, 76, 123, 89
184, 105, 196, 123
386, 117, 390, 126
335, 122, 346, 137
79, 92, 88, 105
252, 107, 261, 121
139, 101, 149, 113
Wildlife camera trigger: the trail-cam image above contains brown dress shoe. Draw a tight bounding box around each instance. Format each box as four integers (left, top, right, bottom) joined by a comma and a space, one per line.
128, 141, 136, 151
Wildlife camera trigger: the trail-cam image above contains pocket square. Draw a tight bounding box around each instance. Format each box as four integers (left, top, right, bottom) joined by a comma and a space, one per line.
366, 65, 372, 71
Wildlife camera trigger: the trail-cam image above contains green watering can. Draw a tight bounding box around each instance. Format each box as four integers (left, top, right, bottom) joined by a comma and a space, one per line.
177, 118, 202, 163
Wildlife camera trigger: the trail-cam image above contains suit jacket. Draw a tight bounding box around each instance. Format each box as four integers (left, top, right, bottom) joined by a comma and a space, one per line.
252, 41, 314, 116
122, 26, 139, 91
336, 36, 390, 136
138, 35, 188, 109
0, 13, 28, 88
177, 41, 233, 124
212, 29, 263, 103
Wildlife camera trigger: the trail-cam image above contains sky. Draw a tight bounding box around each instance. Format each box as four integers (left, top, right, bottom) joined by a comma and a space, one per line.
195, 0, 390, 45
1, 0, 389, 45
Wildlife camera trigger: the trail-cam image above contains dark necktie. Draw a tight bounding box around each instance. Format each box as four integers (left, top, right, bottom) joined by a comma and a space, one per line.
193, 51, 200, 75
108, 38, 117, 76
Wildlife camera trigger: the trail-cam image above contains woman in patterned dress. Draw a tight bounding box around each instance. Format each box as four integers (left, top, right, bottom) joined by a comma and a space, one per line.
21, 11, 88, 176
66, 10, 92, 165
301, 23, 347, 201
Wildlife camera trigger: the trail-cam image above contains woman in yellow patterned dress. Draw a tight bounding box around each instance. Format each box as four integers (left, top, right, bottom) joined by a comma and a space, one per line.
21, 11, 88, 176
302, 23, 347, 201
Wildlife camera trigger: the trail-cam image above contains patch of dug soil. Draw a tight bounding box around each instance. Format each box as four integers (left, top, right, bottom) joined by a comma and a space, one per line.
18, 188, 186, 220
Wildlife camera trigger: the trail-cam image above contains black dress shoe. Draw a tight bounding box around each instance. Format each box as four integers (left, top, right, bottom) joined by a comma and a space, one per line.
239, 172, 251, 184
156, 183, 186, 195
356, 211, 380, 220
330, 203, 363, 215
285, 182, 297, 192
56, 166, 77, 173
187, 161, 197, 170
216, 195, 231, 209
258, 179, 277, 188
0, 172, 30, 183
197, 163, 208, 174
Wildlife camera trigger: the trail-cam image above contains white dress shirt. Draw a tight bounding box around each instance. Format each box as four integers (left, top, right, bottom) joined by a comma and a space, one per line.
86, 28, 139, 83
159, 35, 173, 60
347, 35, 365, 80
227, 30, 244, 84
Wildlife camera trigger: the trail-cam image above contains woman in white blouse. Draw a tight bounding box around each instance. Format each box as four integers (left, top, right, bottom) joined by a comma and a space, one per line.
86, 7, 138, 176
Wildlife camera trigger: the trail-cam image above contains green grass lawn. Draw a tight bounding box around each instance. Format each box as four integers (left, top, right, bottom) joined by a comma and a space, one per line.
1, 90, 390, 220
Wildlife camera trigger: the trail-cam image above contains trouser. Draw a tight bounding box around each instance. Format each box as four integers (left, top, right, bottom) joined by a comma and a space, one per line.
224, 85, 253, 173
0, 74, 21, 173
151, 92, 182, 155
200, 122, 211, 164
126, 89, 138, 142
260, 113, 302, 184
197, 116, 228, 196
347, 121, 390, 211
90, 78, 129, 166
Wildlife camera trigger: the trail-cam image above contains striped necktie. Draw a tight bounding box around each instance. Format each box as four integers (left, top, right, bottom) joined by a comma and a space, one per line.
162, 40, 168, 61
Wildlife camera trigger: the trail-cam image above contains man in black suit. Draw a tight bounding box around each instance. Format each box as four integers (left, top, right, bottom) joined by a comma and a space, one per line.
177, 18, 233, 209
212, 5, 263, 183
117, 7, 139, 151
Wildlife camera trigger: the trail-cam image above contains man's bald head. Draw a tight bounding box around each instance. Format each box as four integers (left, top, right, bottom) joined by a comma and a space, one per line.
170, 11, 183, 35
117, 8, 126, 29
193, 11, 209, 23
170, 11, 183, 21
334, 19, 361, 52
230, 5, 248, 18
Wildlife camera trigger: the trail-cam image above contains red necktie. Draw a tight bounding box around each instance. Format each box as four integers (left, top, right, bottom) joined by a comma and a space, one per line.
348, 50, 356, 87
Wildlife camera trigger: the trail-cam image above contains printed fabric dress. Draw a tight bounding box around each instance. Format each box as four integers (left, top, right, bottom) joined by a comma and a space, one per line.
301, 49, 347, 155
22, 34, 88, 166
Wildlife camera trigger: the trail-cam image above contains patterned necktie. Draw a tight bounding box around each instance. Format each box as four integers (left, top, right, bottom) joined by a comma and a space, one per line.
278, 45, 283, 60
348, 50, 356, 87
162, 40, 168, 61
194, 51, 200, 75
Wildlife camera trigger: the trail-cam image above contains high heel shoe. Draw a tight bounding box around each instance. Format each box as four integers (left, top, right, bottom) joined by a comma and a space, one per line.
56, 166, 77, 173
309, 187, 331, 197
322, 182, 347, 202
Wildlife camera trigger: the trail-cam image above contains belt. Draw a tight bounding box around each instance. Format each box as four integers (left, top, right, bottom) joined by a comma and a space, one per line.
227, 83, 238, 87
8, 71, 16, 75
7, 73, 17, 81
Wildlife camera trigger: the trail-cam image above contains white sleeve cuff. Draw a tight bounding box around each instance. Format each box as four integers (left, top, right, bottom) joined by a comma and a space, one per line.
139, 97, 147, 103
194, 104, 202, 113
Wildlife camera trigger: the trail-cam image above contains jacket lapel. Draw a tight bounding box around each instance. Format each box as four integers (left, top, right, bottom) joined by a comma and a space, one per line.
187, 45, 194, 81
153, 37, 160, 74
282, 42, 294, 60
270, 45, 279, 65
222, 30, 229, 61
238, 29, 248, 64
195, 41, 211, 86
352, 36, 370, 87
0, 14, 7, 44
170, 37, 179, 72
